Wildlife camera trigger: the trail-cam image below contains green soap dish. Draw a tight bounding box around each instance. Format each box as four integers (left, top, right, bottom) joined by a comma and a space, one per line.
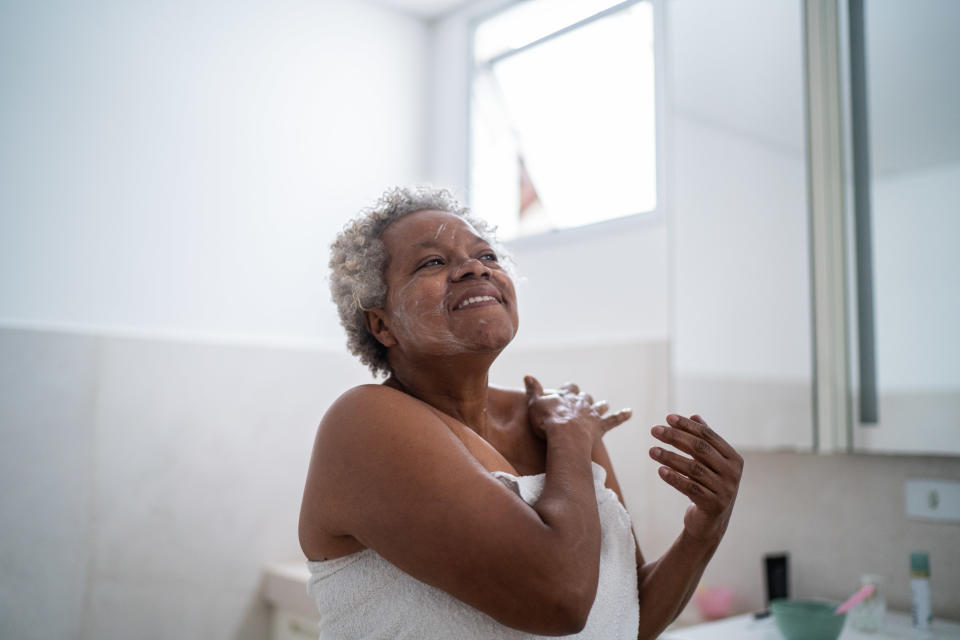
770, 599, 846, 640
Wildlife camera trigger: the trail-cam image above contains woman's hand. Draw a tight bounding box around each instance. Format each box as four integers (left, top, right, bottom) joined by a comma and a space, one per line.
524, 376, 632, 442
649, 414, 743, 544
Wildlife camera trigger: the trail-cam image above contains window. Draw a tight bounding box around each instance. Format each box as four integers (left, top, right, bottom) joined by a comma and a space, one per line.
470, 0, 657, 239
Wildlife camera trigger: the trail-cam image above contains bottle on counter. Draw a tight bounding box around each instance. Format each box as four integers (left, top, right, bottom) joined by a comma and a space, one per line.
851, 573, 886, 632
910, 552, 932, 632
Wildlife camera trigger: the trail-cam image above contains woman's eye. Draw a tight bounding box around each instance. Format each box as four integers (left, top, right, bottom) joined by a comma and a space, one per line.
417, 257, 444, 270
479, 252, 498, 262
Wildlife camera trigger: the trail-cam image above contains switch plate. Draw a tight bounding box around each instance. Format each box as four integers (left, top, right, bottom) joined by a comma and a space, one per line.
905, 479, 960, 523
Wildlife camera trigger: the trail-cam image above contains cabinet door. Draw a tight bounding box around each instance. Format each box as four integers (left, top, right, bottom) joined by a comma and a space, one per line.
668, 0, 813, 450
848, 0, 960, 454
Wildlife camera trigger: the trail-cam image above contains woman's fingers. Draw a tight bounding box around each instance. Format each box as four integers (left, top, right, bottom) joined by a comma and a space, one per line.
650, 414, 745, 542
559, 382, 580, 395
651, 423, 722, 475
668, 414, 740, 462
649, 415, 741, 499
525, 377, 631, 439
523, 375, 544, 402
601, 408, 632, 432
651, 415, 744, 477
655, 464, 718, 508
650, 444, 731, 519
649, 446, 719, 495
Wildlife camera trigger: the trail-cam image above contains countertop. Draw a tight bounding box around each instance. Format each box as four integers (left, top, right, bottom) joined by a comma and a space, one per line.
661, 611, 960, 639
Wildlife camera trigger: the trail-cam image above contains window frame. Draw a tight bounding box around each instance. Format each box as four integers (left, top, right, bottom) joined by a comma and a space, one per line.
465, 0, 668, 242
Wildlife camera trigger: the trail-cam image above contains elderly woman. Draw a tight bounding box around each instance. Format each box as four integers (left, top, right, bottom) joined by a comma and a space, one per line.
299, 186, 743, 639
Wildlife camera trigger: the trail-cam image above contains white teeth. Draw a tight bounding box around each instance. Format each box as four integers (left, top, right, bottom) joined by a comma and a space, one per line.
457, 295, 497, 309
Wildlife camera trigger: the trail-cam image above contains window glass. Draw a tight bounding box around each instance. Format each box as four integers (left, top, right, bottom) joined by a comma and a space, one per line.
470, 1, 656, 239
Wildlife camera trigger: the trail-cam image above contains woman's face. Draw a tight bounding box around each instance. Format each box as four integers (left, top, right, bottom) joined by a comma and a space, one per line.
371, 209, 519, 362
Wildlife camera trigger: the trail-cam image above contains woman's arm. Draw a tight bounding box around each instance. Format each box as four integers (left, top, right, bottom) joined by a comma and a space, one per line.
299, 380, 631, 636
588, 413, 743, 639
638, 413, 743, 638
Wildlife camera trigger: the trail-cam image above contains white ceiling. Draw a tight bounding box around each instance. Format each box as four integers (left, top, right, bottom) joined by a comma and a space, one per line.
366, 0, 473, 19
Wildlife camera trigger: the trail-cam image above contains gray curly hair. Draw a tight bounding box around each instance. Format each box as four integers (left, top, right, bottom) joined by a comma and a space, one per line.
330, 185, 505, 378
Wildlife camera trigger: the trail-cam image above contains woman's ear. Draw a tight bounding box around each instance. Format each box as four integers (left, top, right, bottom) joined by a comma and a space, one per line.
364, 308, 397, 348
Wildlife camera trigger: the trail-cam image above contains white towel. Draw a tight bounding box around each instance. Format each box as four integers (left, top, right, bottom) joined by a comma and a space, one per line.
305, 461, 639, 639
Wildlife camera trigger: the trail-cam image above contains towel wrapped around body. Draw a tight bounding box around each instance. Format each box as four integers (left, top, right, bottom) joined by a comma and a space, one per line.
305, 461, 640, 639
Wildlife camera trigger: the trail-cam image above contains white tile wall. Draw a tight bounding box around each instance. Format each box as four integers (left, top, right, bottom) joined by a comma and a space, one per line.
0, 327, 373, 639
0, 329, 98, 639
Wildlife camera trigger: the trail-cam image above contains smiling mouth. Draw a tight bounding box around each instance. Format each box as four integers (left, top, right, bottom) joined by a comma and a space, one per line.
454, 295, 500, 310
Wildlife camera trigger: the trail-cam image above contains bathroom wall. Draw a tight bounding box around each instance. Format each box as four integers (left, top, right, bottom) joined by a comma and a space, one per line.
0, 328, 372, 639
664, 451, 960, 623
0, 0, 429, 638
0, 0, 427, 345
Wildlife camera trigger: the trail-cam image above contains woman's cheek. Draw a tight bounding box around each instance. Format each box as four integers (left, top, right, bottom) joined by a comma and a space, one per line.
393, 297, 454, 343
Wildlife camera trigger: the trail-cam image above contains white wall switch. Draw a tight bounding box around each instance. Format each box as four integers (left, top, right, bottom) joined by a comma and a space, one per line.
905, 479, 960, 523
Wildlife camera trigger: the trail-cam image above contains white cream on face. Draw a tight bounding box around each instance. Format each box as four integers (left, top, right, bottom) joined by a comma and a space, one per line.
380, 213, 517, 359
388, 263, 506, 356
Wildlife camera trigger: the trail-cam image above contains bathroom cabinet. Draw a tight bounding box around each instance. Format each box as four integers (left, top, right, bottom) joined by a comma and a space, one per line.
668, 0, 960, 456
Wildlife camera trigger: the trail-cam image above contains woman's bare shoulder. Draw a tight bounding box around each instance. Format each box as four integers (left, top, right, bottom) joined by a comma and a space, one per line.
300, 384, 461, 557
329, 382, 416, 406
322, 384, 432, 425
311, 384, 446, 459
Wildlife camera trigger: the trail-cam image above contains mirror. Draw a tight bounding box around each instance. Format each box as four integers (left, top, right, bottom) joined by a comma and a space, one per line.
847, 0, 960, 454
670, 0, 960, 455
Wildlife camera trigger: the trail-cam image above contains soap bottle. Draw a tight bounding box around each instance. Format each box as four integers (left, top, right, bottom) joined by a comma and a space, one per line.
851, 574, 885, 632
910, 552, 932, 632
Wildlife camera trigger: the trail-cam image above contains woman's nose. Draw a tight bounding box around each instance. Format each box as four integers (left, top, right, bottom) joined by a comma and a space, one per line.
452, 257, 491, 281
